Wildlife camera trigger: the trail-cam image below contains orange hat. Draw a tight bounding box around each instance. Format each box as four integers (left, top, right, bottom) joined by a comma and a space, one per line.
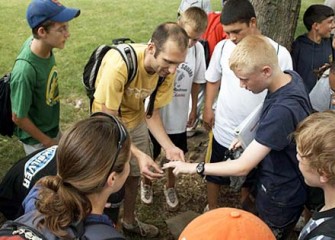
179, 208, 275, 240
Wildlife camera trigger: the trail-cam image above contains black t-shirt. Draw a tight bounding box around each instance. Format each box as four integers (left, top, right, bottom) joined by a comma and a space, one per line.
299, 208, 335, 239
0, 146, 57, 219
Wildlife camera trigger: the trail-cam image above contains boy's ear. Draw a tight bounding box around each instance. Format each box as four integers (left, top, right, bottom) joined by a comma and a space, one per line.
312, 22, 319, 31
249, 17, 257, 28
319, 171, 330, 183
262, 66, 272, 77
37, 26, 47, 38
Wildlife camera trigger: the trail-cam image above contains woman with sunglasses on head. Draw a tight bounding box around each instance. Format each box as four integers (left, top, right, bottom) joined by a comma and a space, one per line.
3, 112, 131, 239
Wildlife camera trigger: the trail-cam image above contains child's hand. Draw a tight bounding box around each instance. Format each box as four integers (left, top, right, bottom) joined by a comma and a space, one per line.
162, 161, 197, 176
230, 138, 242, 150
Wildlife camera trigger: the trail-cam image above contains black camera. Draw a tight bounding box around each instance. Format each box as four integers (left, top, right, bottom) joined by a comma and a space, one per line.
223, 147, 243, 160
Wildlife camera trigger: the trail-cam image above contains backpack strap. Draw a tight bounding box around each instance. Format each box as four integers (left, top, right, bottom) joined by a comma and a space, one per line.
111, 44, 138, 83
108, 44, 138, 117
87, 45, 112, 113
276, 43, 279, 55
219, 40, 227, 70
11, 58, 37, 88
15, 58, 37, 77
146, 76, 165, 118
69, 221, 87, 240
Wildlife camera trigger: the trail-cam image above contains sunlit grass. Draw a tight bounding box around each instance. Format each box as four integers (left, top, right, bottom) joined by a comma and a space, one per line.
0, 0, 324, 178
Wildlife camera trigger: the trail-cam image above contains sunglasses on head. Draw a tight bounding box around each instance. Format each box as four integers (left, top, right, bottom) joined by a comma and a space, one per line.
90, 112, 128, 176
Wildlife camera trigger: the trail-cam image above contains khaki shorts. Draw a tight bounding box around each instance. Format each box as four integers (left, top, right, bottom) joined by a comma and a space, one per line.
128, 121, 152, 176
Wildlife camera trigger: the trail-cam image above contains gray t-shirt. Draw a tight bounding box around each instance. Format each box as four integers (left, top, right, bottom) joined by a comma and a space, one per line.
309, 72, 332, 111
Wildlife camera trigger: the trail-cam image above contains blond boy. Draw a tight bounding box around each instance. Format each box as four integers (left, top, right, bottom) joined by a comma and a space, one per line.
295, 111, 335, 239
164, 35, 311, 239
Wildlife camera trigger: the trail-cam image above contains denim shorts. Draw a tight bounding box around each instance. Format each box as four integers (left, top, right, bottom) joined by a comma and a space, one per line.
255, 185, 304, 240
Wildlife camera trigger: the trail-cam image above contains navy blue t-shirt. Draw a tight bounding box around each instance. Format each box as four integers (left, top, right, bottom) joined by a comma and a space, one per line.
255, 70, 311, 207
291, 35, 334, 93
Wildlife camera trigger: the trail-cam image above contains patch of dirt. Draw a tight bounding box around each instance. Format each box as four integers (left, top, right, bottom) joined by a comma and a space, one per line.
120, 127, 300, 240
121, 128, 241, 240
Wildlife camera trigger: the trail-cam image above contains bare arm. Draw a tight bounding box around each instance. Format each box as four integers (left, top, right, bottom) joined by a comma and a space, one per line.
130, 143, 163, 180
203, 80, 220, 131
187, 83, 201, 128
146, 108, 185, 161
163, 139, 270, 176
12, 114, 57, 147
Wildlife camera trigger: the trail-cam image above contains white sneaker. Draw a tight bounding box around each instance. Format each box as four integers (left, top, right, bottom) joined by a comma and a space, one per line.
164, 186, 179, 209
140, 181, 153, 204
186, 129, 196, 138
186, 119, 199, 138
203, 204, 209, 213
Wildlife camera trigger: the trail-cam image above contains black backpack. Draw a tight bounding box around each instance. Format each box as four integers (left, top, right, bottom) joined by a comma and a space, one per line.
82, 38, 137, 114
0, 219, 125, 240
0, 59, 36, 137
0, 221, 47, 240
199, 39, 210, 68
82, 38, 165, 118
0, 74, 14, 137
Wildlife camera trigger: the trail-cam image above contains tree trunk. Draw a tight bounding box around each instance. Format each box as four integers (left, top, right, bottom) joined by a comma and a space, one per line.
251, 0, 301, 51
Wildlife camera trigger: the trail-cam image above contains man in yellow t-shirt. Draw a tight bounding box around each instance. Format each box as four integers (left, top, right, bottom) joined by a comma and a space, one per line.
92, 22, 189, 238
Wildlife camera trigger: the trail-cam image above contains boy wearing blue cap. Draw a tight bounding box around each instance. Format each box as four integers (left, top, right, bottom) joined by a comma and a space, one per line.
10, 0, 80, 155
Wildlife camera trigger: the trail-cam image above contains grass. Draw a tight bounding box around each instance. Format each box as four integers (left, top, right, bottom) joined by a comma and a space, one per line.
0, 0, 322, 175
0, 0, 183, 174
0, 0, 225, 178
0, 0, 324, 175
0, 0, 326, 239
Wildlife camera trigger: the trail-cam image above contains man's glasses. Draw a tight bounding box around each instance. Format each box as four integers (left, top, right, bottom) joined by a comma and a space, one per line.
90, 112, 128, 178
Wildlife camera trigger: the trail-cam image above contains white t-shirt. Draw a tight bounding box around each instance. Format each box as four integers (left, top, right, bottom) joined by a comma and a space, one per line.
178, 0, 211, 14
160, 42, 206, 134
205, 37, 293, 147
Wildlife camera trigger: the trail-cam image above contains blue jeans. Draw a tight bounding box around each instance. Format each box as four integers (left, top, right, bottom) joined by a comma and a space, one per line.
256, 186, 304, 240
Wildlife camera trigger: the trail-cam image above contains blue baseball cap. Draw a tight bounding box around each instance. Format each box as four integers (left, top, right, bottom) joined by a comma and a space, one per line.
26, 0, 80, 29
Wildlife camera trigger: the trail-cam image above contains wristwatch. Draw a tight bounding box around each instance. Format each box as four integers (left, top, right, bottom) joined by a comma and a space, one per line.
196, 161, 205, 176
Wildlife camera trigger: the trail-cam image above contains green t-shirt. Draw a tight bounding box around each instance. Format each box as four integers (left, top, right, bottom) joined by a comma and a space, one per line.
10, 37, 60, 145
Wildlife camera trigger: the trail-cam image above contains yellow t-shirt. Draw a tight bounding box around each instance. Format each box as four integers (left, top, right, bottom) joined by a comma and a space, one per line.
92, 44, 174, 129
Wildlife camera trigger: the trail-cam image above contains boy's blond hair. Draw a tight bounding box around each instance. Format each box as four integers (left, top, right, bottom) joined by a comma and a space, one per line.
179, 6, 208, 34
229, 35, 279, 74
294, 111, 335, 185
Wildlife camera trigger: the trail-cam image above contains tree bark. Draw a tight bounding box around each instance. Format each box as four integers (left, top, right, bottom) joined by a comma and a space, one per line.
251, 0, 301, 51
